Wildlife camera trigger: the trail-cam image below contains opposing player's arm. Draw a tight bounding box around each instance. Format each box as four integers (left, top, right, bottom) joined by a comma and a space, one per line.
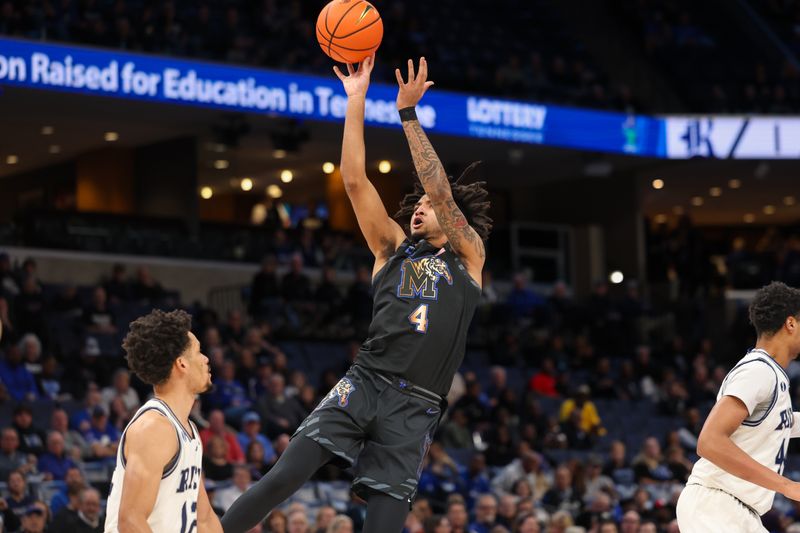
197, 474, 222, 533
697, 396, 800, 498
117, 412, 179, 533
334, 56, 406, 272
396, 58, 485, 279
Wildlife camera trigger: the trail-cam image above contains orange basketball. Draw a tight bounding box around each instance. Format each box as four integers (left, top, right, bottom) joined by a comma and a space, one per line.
316, 0, 383, 64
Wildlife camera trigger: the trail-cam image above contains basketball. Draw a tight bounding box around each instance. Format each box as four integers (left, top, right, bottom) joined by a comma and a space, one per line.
316, 0, 383, 64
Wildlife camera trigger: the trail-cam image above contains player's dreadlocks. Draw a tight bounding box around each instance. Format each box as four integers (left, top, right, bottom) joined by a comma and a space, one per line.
395, 161, 493, 242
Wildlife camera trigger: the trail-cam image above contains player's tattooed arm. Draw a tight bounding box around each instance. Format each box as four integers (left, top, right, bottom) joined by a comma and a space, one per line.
396, 57, 485, 267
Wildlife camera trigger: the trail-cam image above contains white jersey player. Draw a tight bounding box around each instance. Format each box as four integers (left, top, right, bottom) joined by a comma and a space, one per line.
104, 309, 220, 533
677, 282, 800, 533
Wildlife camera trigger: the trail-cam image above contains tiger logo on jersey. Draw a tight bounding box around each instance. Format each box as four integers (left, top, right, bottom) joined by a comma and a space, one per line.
397, 256, 453, 300
323, 377, 356, 408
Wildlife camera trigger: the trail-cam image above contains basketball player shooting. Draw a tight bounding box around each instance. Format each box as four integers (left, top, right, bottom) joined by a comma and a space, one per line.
677, 282, 800, 532
221, 56, 491, 533
104, 310, 220, 533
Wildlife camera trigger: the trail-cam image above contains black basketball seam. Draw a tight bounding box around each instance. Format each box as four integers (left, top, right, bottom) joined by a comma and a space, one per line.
326, 45, 349, 63
319, 39, 380, 52
334, 14, 382, 39
327, 1, 365, 58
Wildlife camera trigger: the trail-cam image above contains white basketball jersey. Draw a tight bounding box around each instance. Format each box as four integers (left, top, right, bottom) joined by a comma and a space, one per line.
687, 349, 794, 515
104, 398, 203, 533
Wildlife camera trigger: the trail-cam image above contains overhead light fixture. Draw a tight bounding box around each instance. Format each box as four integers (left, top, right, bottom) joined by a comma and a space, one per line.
267, 185, 283, 198
709, 187, 722, 197
654, 214, 668, 224
240, 178, 254, 191
691, 196, 704, 207
651, 179, 664, 190
378, 160, 392, 174
728, 179, 741, 189
743, 213, 755, 223
104, 131, 119, 142
273, 149, 287, 159
48, 145, 61, 154
784, 196, 796, 206
280, 170, 293, 183
41, 126, 54, 136
673, 206, 685, 215
763, 205, 776, 215
609, 271, 624, 284
214, 160, 229, 170
322, 162, 335, 175
5, 155, 18, 165
200, 186, 213, 200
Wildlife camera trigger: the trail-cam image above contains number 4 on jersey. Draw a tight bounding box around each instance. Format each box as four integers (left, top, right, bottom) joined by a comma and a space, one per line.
408, 303, 429, 333
776, 439, 786, 475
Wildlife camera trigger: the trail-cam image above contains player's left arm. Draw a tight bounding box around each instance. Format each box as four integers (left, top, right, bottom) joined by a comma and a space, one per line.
395, 57, 486, 282
196, 474, 222, 533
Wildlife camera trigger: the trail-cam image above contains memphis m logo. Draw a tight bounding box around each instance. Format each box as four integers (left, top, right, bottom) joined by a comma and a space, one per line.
397, 256, 453, 300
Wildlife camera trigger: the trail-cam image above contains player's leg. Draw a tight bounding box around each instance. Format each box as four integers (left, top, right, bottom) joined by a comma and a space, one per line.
362, 492, 410, 533
220, 436, 333, 533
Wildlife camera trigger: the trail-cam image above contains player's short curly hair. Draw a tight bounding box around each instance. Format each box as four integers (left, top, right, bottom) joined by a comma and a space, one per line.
122, 309, 192, 386
395, 161, 493, 242
748, 281, 800, 337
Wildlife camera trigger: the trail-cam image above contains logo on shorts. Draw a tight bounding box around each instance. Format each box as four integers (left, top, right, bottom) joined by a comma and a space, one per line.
325, 377, 356, 408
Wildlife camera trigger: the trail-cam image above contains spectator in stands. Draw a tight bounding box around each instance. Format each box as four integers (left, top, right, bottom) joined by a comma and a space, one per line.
14, 276, 46, 340
603, 440, 635, 491
469, 494, 498, 533
4, 470, 35, 519
12, 405, 45, 456
494, 494, 517, 530
203, 435, 234, 482
51, 487, 102, 533
83, 286, 117, 334
82, 406, 120, 460
665, 446, 692, 483
514, 514, 540, 533
49, 467, 85, 515
18, 334, 43, 379
238, 411, 276, 465
250, 255, 280, 317
70, 383, 103, 431
207, 360, 250, 415
631, 437, 672, 484
345, 265, 373, 336
281, 253, 313, 302
506, 273, 544, 323
255, 374, 306, 439
558, 385, 605, 438
540, 466, 582, 516
440, 408, 473, 450
50, 409, 89, 461
0, 345, 40, 401
492, 450, 550, 501
453, 380, 490, 427
446, 499, 469, 533
104, 263, 130, 303
38, 431, 77, 481
461, 454, 491, 509
130, 266, 165, 303
0, 428, 32, 481
419, 443, 466, 509
245, 440, 271, 480
619, 510, 640, 533
313, 506, 336, 533
221, 309, 247, 347
582, 455, 616, 504
326, 515, 354, 533
18, 500, 48, 533
38, 356, 63, 400
528, 358, 559, 398
267, 509, 288, 533
100, 369, 140, 415
287, 509, 310, 533
200, 410, 245, 464
677, 407, 702, 451
576, 491, 613, 531
215, 465, 253, 512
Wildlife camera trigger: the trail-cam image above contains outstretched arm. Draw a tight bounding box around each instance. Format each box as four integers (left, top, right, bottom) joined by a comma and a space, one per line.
334, 56, 406, 275
395, 58, 485, 277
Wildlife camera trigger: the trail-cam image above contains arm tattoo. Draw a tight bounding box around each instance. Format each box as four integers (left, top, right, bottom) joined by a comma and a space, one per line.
402, 120, 485, 262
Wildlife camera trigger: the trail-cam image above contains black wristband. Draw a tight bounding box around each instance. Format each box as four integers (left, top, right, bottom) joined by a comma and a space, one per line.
399, 106, 417, 122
